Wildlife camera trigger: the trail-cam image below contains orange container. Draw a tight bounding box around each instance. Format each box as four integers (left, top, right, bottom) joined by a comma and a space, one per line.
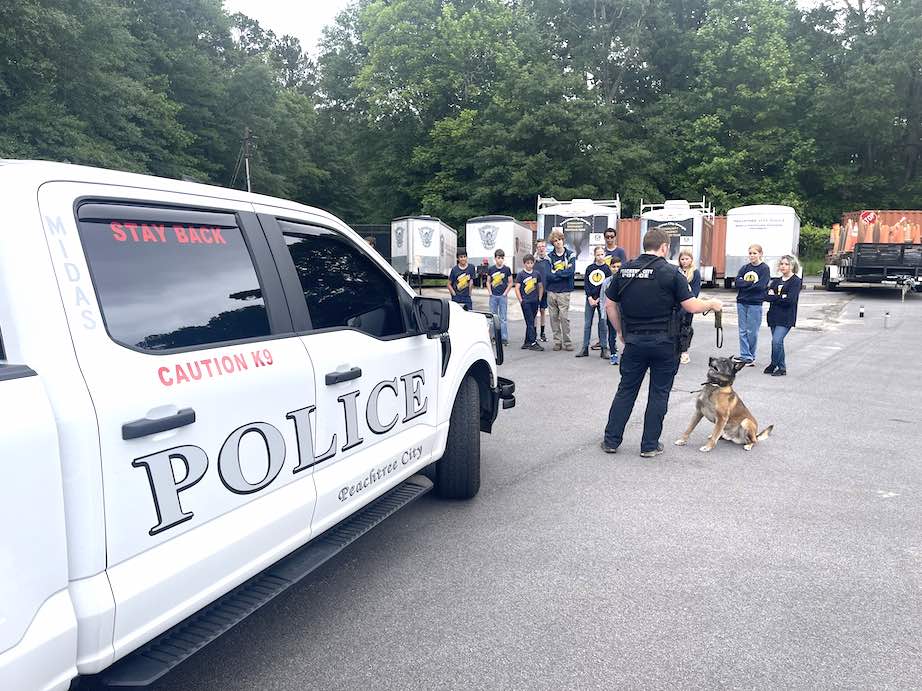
841, 210, 922, 245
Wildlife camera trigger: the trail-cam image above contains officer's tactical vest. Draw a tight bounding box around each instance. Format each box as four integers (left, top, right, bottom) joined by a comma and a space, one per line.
617, 256, 680, 336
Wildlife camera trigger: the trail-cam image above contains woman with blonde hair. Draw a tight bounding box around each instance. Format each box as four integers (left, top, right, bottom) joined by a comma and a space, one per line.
677, 249, 701, 364
764, 255, 802, 376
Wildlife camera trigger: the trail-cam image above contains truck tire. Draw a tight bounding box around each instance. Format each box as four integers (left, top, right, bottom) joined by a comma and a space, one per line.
435, 375, 481, 499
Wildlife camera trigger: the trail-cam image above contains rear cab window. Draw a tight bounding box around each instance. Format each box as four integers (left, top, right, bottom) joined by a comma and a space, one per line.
76, 204, 273, 351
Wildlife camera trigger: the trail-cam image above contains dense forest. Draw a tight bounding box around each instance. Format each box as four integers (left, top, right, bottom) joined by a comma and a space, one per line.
2, 0, 920, 229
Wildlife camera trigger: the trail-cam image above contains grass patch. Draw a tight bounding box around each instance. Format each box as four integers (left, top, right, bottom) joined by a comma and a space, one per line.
801, 258, 824, 277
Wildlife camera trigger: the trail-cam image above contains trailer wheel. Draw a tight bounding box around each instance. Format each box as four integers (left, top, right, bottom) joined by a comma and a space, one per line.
434, 376, 481, 500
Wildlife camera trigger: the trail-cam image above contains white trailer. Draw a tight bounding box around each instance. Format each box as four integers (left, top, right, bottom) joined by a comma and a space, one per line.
536, 196, 621, 276
640, 198, 716, 283
465, 215, 532, 272
391, 215, 458, 277
726, 205, 801, 284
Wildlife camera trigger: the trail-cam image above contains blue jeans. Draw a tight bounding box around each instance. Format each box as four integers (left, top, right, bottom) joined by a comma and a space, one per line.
604, 337, 679, 452
770, 325, 790, 369
490, 295, 508, 341
582, 297, 608, 351
737, 303, 763, 361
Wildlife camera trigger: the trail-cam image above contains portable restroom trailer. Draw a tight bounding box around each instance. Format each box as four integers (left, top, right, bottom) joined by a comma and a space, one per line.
466, 215, 532, 272
640, 198, 717, 284
536, 196, 621, 276
390, 215, 458, 276
725, 205, 800, 285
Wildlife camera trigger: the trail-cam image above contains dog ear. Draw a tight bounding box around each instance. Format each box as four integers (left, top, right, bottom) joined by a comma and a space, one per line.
709, 357, 716, 367
732, 358, 746, 372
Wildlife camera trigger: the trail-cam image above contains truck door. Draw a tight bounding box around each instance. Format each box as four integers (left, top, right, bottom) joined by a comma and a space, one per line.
0, 365, 77, 691
38, 183, 319, 660
254, 209, 441, 535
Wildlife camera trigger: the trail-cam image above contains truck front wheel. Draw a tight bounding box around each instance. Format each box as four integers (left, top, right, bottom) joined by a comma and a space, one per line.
434, 375, 481, 499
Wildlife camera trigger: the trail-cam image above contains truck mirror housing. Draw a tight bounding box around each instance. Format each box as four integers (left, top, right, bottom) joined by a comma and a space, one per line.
413, 296, 450, 337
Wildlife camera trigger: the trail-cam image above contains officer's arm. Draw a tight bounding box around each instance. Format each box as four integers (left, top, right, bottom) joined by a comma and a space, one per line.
681, 296, 723, 314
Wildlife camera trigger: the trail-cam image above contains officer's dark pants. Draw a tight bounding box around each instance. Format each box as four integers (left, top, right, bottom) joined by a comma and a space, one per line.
604, 336, 680, 452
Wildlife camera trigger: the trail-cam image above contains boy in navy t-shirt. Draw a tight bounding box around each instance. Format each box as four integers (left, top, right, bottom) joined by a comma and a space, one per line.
515, 253, 544, 350
447, 248, 477, 310
533, 239, 552, 342
487, 249, 513, 345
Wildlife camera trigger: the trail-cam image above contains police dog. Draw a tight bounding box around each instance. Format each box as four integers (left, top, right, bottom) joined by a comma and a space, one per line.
675, 356, 773, 452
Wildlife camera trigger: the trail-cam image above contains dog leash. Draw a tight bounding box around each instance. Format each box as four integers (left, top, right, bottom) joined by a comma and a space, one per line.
702, 309, 723, 348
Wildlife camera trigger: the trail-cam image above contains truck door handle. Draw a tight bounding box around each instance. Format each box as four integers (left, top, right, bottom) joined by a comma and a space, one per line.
122, 408, 196, 440
325, 367, 362, 385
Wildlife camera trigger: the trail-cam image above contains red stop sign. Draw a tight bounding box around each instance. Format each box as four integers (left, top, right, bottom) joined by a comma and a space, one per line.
860, 210, 878, 224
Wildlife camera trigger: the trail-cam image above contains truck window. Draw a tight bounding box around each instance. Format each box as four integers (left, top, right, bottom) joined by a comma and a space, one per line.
278, 220, 405, 338
77, 209, 271, 351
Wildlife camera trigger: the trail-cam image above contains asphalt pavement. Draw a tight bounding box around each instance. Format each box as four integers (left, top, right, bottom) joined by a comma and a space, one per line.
155, 284, 922, 690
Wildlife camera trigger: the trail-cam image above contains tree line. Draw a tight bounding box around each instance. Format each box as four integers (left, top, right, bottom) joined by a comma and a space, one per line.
2, 0, 919, 231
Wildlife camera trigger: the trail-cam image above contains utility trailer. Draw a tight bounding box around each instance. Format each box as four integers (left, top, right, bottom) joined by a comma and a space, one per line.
640, 198, 718, 285
536, 196, 621, 276
725, 205, 800, 287
465, 215, 532, 272
390, 215, 458, 278
823, 243, 922, 297
824, 211, 922, 297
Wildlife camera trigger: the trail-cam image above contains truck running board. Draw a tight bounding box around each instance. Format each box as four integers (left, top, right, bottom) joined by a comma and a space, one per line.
94, 475, 434, 688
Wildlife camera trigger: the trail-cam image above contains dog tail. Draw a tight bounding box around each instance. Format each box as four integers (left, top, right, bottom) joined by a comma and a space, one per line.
756, 425, 773, 441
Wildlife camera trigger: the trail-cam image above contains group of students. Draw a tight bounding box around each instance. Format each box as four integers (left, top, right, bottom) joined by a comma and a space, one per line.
731, 244, 803, 375
447, 234, 802, 375
447, 227, 630, 358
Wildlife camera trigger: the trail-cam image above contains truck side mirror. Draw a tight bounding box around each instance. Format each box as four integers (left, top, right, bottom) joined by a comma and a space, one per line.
413, 296, 450, 337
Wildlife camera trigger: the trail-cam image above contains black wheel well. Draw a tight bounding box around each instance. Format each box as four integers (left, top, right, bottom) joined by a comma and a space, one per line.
464, 360, 494, 432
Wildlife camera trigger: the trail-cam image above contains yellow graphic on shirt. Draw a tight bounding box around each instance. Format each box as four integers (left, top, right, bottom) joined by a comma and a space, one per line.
491, 271, 506, 288
523, 276, 538, 294
553, 260, 567, 271
743, 271, 758, 283
456, 273, 471, 290
588, 268, 606, 286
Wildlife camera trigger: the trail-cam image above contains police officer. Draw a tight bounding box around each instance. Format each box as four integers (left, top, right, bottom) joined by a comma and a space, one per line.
600, 228, 723, 457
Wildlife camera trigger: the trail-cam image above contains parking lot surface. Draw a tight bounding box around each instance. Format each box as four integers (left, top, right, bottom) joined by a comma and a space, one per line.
155, 285, 922, 690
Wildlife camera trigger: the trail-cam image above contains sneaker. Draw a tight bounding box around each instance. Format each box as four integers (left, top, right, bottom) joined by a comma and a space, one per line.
502, 340, 509, 346
563, 344, 574, 351
600, 441, 619, 454
552, 343, 562, 351
610, 353, 619, 366
680, 352, 690, 364
639, 443, 665, 458
746, 361, 756, 367
771, 368, 786, 376
521, 343, 530, 350
590, 342, 602, 350
528, 342, 545, 351
763, 364, 776, 374
575, 349, 589, 358
540, 333, 547, 342
600, 348, 610, 359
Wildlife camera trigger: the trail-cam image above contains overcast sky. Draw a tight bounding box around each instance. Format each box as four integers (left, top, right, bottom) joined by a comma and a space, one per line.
222, 0, 353, 55
224, 0, 828, 57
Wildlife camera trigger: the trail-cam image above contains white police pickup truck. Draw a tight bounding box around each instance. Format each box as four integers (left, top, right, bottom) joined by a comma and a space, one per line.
0, 160, 515, 690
